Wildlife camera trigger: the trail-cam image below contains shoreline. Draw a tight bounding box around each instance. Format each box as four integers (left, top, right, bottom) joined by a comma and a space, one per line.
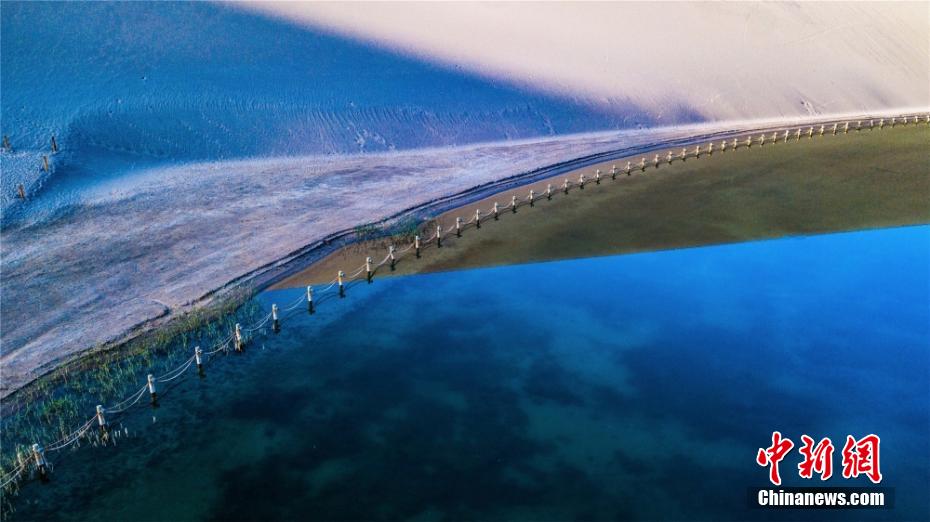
3, 112, 927, 402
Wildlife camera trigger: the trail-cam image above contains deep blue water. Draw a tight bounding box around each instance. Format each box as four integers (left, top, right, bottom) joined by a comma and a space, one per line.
10, 226, 930, 521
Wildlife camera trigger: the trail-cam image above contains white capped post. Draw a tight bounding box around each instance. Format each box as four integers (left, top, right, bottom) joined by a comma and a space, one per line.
32, 444, 48, 481
435, 224, 442, 248
611, 164, 618, 179
667, 150, 675, 163
475, 209, 481, 229
272, 303, 280, 331
415, 234, 422, 256
807, 126, 813, 139
235, 323, 243, 351
595, 169, 601, 184
879, 118, 885, 129
721, 140, 727, 152
843, 122, 849, 134
626, 160, 633, 174
529, 189, 535, 206
389, 246, 396, 270
653, 154, 660, 168
306, 285, 314, 313
708, 142, 714, 155
147, 374, 157, 406
563, 178, 570, 194
511, 194, 517, 213
579, 173, 585, 189
96, 405, 107, 431
546, 183, 553, 200
831, 123, 838, 136
455, 217, 462, 237
338, 270, 345, 297
794, 128, 801, 141
680, 148, 687, 160
639, 157, 646, 171
745, 136, 753, 148
759, 134, 766, 147
695, 145, 702, 158
493, 201, 500, 219
195, 346, 204, 374
819, 125, 825, 136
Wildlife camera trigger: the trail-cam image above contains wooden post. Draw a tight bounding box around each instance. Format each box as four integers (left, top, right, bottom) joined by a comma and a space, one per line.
653, 154, 660, 168
415, 235, 421, 256
708, 142, 714, 155
272, 303, 280, 331
578, 173, 585, 189
695, 145, 702, 158
389, 246, 396, 271
511, 195, 517, 212
785, 129, 791, 142
639, 157, 646, 171
366, 256, 373, 282
819, 125, 825, 136
147, 374, 158, 406
17, 184, 25, 200
529, 189, 535, 207
32, 444, 48, 482
195, 346, 204, 375
731, 138, 738, 150
795, 128, 802, 141
546, 183, 553, 199
879, 118, 885, 129
435, 224, 442, 248
493, 201, 499, 219
868, 119, 874, 130
856, 121, 862, 132
475, 209, 481, 228
235, 323, 243, 351
307, 285, 315, 313
611, 164, 618, 179
626, 160, 633, 175
595, 169, 601, 184
759, 134, 765, 147
679, 148, 687, 160
902, 115, 908, 125
745, 136, 753, 148
807, 126, 813, 139
843, 122, 849, 134
96, 405, 107, 431
456, 217, 462, 236
338, 270, 345, 297
42, 156, 49, 172
721, 140, 727, 152
51, 136, 58, 152
667, 150, 674, 163
831, 123, 838, 136
771, 132, 777, 144
563, 178, 569, 194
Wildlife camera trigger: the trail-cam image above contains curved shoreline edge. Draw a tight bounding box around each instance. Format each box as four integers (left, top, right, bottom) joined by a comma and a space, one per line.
3, 111, 927, 402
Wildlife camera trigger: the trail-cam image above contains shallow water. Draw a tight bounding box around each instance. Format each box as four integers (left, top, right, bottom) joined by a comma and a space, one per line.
10, 226, 930, 521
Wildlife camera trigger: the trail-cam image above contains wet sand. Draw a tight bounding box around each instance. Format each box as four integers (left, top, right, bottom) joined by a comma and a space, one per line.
274, 124, 930, 287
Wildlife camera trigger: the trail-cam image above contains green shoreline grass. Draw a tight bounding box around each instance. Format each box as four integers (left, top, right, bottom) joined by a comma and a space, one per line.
275, 124, 930, 286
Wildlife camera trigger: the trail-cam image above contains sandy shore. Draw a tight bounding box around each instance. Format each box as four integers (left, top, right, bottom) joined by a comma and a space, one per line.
274, 124, 930, 287
2, 115, 925, 399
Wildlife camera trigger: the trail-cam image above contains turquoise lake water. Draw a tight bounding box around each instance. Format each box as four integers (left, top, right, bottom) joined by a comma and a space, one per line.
9, 226, 930, 521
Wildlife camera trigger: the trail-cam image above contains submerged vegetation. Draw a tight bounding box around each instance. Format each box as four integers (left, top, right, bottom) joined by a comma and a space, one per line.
0, 287, 264, 515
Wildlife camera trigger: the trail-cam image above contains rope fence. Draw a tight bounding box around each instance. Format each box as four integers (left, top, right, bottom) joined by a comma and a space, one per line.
2, 112, 926, 492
